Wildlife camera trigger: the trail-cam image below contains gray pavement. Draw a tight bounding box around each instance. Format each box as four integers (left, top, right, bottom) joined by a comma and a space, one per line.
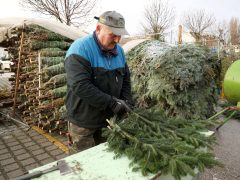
0, 110, 68, 180
0, 72, 69, 180
200, 118, 240, 180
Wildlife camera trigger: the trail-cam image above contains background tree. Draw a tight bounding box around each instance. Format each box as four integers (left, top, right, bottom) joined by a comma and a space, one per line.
217, 21, 229, 45
229, 17, 240, 45
182, 9, 216, 42
141, 0, 175, 41
20, 0, 98, 27
211, 20, 229, 45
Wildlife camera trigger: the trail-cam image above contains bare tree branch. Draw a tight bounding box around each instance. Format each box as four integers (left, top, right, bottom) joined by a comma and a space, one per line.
229, 17, 240, 45
141, 0, 175, 40
20, 0, 98, 27
183, 9, 216, 42
215, 21, 229, 45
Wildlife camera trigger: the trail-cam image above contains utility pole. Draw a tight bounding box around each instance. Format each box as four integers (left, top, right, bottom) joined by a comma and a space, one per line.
178, 25, 182, 44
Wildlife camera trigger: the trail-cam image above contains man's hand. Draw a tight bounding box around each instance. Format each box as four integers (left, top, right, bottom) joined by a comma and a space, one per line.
110, 97, 134, 115
124, 100, 134, 112
110, 97, 126, 114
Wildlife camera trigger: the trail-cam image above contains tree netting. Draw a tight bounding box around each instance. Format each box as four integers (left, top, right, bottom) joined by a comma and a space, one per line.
42, 63, 65, 82
41, 57, 64, 66
126, 40, 219, 120
29, 40, 70, 50
40, 48, 66, 57
43, 73, 67, 89
49, 85, 67, 98
29, 26, 72, 42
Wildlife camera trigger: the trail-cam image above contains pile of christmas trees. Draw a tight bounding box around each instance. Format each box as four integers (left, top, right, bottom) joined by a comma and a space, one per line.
127, 40, 219, 120
104, 40, 222, 179
105, 108, 222, 179
6, 24, 70, 133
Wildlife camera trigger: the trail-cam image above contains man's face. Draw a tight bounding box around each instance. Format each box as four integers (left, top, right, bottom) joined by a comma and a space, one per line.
97, 24, 121, 50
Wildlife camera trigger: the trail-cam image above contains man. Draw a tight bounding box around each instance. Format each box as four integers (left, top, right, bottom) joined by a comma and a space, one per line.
64, 11, 133, 153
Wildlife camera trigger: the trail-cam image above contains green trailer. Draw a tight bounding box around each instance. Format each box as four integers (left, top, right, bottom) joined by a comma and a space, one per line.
223, 60, 240, 107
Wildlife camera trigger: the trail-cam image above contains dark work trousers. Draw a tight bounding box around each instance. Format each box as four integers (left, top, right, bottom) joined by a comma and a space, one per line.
68, 122, 106, 154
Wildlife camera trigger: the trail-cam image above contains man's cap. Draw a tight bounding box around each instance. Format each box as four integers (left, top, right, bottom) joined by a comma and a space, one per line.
94, 11, 129, 36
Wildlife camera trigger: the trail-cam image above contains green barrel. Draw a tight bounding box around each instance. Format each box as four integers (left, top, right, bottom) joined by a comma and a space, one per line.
223, 60, 240, 106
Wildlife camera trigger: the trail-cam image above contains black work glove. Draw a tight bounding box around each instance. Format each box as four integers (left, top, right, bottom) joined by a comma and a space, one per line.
110, 97, 127, 115
125, 100, 134, 112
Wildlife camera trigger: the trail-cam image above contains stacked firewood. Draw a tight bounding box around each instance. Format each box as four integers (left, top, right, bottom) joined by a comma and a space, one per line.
7, 24, 72, 135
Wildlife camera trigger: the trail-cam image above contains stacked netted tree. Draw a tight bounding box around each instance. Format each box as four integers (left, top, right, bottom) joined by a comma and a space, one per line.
6, 25, 70, 134
127, 40, 219, 120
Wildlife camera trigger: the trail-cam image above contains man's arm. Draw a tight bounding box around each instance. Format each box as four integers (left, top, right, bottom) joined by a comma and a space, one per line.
64, 54, 112, 110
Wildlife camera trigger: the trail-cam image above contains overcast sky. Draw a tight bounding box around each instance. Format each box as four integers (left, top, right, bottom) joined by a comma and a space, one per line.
0, 0, 240, 35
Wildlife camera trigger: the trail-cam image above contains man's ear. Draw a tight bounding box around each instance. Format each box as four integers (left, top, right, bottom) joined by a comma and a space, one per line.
96, 24, 101, 33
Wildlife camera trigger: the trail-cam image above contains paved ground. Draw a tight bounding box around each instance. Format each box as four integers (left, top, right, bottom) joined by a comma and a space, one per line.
0, 71, 70, 180
0, 109, 68, 180
200, 118, 240, 180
